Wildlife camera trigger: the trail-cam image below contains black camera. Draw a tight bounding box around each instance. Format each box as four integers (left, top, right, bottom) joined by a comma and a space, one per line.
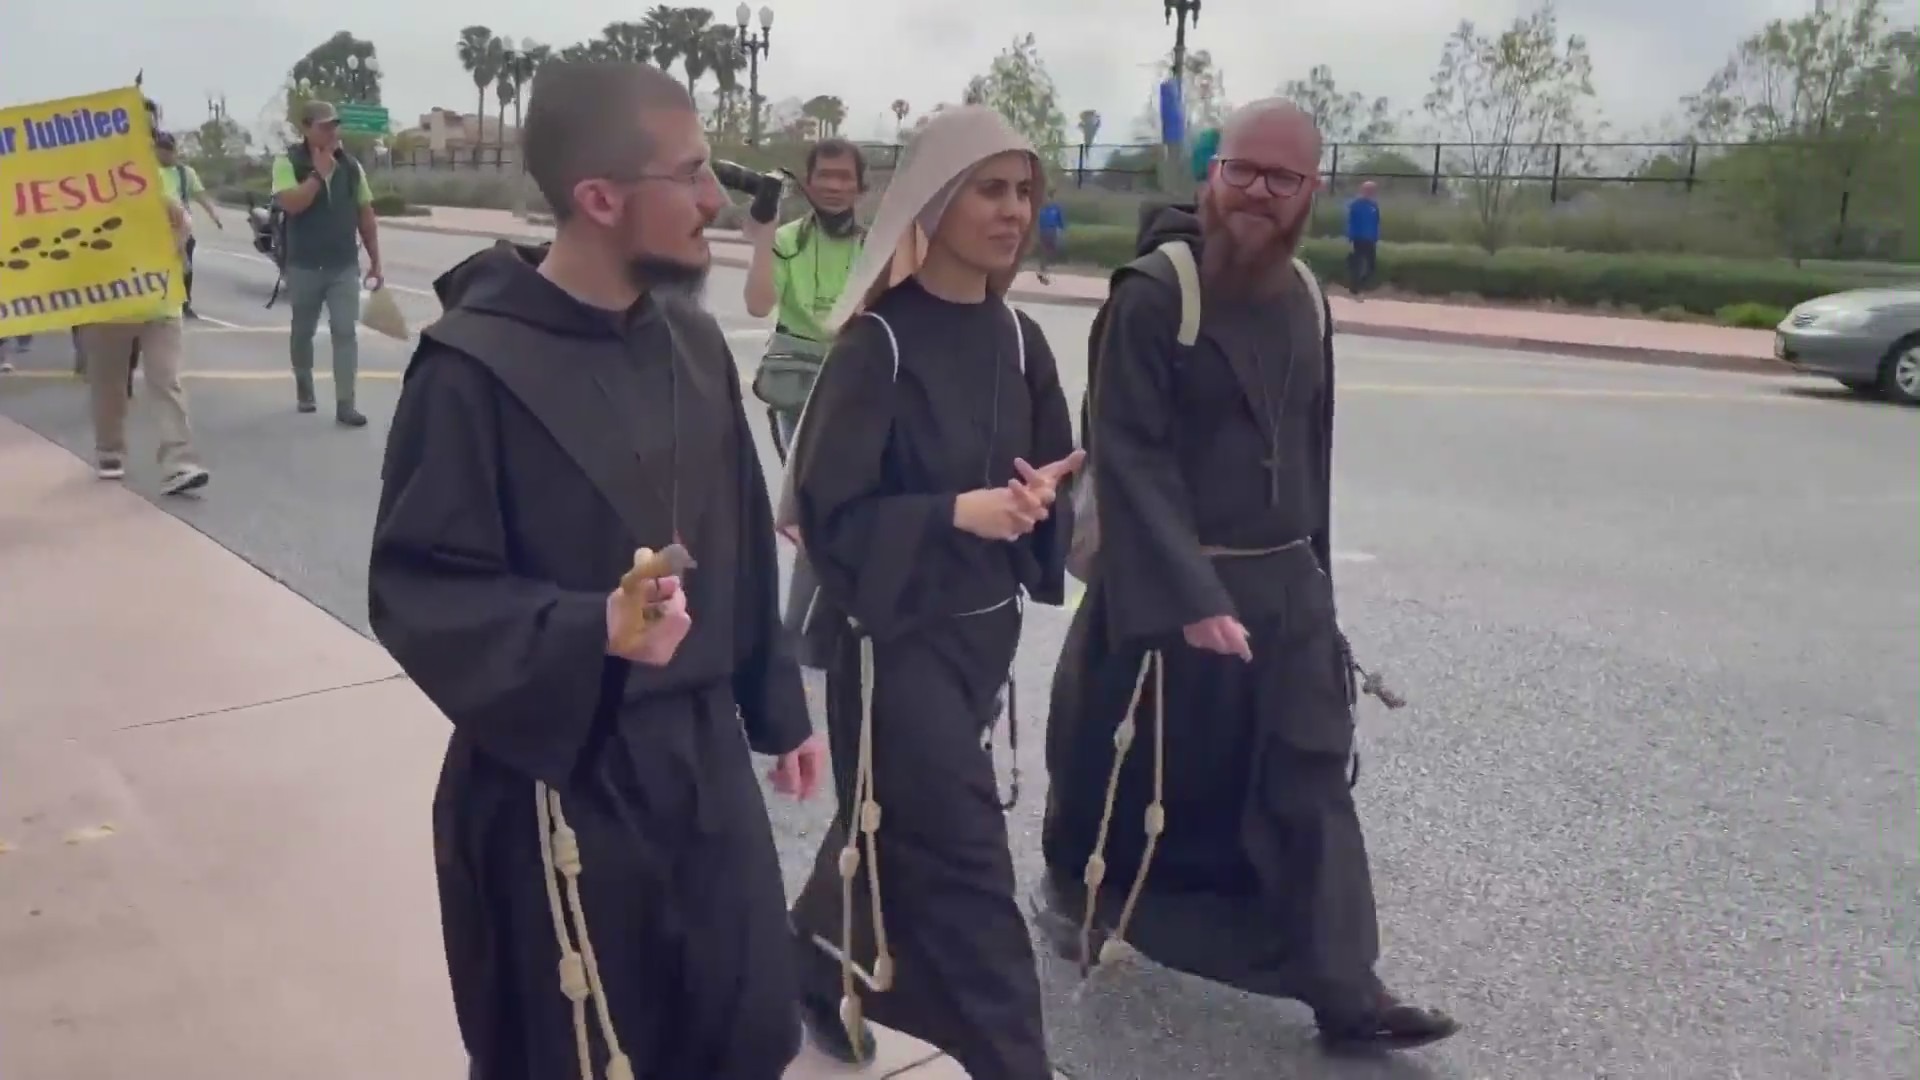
712, 160, 789, 225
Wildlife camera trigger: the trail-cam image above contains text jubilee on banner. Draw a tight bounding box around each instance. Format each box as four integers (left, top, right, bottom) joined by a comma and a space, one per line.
0, 86, 184, 337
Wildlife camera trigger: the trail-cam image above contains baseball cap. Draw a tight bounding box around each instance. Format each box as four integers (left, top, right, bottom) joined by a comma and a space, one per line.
299, 100, 341, 127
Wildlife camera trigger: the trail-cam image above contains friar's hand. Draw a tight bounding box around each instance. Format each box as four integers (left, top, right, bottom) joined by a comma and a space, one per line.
1012, 449, 1088, 508
767, 732, 827, 801
606, 574, 691, 666
1183, 614, 1252, 662
955, 487, 1044, 541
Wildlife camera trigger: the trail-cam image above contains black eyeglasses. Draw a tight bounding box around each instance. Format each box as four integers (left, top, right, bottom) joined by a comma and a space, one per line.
1216, 158, 1310, 198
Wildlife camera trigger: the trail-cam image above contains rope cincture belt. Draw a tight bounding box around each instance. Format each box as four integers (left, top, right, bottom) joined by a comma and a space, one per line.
536, 782, 636, 1080
809, 595, 1020, 1059
1075, 539, 1308, 975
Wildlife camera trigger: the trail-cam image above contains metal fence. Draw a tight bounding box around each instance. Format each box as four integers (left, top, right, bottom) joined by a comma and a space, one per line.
375, 137, 1903, 192
367, 137, 1914, 259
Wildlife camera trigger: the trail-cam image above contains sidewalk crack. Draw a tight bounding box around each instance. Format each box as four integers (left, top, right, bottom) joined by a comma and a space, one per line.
112, 674, 408, 732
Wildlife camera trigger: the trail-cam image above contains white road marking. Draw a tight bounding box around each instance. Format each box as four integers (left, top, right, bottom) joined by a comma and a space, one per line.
197, 248, 437, 299
193, 314, 243, 329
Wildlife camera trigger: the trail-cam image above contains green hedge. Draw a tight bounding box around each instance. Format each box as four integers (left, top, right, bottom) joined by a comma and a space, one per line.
1057, 225, 1888, 317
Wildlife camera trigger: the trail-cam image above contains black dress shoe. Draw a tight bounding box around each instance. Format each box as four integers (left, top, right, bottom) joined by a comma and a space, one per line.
1316, 991, 1460, 1054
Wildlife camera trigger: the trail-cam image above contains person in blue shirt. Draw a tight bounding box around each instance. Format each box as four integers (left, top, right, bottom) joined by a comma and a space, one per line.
1035, 196, 1066, 283
1346, 180, 1381, 296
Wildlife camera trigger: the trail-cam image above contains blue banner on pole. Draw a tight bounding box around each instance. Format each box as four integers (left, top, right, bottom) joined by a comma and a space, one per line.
1158, 79, 1185, 146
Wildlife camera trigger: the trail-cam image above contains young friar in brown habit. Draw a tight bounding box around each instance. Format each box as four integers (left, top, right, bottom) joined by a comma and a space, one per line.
1038, 98, 1461, 1054
774, 104, 1083, 1078
369, 61, 827, 1080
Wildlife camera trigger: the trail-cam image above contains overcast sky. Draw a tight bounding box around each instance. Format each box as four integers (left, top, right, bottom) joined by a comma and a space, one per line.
2, 0, 1911, 146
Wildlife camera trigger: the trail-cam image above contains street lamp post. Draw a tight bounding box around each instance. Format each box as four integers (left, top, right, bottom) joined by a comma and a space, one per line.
735, 4, 773, 145
344, 54, 381, 103
1164, 0, 1200, 151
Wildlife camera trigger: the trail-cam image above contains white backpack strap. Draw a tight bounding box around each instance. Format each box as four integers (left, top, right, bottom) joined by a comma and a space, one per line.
1160, 240, 1203, 348
1292, 257, 1328, 341
1010, 306, 1026, 375
864, 311, 902, 380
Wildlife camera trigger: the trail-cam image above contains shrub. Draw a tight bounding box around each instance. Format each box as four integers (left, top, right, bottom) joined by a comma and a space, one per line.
369, 192, 427, 217
1053, 225, 1887, 315
1714, 302, 1788, 329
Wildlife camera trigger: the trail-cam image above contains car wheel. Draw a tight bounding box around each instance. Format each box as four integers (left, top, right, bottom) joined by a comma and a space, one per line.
1879, 336, 1920, 406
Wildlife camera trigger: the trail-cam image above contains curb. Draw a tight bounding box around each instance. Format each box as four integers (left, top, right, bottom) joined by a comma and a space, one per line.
375, 218, 1787, 376
1330, 323, 1791, 376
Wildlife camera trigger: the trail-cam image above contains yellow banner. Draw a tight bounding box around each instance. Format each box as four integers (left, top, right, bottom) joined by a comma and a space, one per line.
0, 86, 183, 337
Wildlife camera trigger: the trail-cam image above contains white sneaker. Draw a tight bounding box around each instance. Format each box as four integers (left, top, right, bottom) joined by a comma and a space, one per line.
161, 465, 210, 496
96, 457, 126, 480
0, 360, 14, 373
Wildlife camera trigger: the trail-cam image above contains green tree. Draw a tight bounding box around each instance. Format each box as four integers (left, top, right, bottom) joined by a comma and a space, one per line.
456, 26, 503, 154
966, 33, 1069, 158
706, 25, 749, 138
1280, 65, 1395, 144
801, 95, 848, 136
1686, 0, 1918, 260
185, 115, 251, 175
285, 33, 383, 147
1423, 1, 1595, 251
588, 22, 655, 63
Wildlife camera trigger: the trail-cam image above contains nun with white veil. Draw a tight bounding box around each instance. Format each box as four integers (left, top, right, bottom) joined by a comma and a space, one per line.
777, 105, 1083, 1077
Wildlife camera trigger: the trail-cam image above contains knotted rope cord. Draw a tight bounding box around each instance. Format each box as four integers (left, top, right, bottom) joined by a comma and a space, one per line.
536, 782, 638, 1080
827, 633, 894, 1058
1077, 648, 1164, 974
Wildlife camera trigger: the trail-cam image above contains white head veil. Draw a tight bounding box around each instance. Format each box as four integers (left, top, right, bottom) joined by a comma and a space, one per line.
775, 106, 1047, 533
822, 104, 1046, 333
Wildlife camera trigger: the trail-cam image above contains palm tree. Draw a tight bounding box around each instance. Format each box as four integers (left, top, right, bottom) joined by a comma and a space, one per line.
891, 98, 911, 139
1077, 109, 1102, 148
705, 26, 748, 137
642, 6, 715, 95
597, 21, 655, 63
457, 26, 502, 159
642, 7, 683, 74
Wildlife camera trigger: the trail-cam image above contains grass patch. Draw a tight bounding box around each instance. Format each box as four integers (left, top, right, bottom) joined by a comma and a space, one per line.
1714, 302, 1788, 329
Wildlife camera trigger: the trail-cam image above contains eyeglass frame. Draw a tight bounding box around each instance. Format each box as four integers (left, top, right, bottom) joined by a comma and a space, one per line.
1214, 157, 1313, 199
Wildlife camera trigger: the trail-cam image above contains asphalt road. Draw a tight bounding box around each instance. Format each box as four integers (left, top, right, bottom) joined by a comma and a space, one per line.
3, 223, 1916, 1080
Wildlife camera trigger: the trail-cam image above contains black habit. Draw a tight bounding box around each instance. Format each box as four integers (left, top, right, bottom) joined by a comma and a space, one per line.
1040, 210, 1396, 1025
369, 243, 810, 1080
785, 278, 1075, 1080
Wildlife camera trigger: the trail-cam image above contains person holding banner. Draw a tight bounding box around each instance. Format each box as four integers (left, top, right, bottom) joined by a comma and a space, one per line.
78, 197, 209, 494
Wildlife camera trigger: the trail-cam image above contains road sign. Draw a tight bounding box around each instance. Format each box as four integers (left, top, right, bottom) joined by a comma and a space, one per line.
336, 103, 389, 135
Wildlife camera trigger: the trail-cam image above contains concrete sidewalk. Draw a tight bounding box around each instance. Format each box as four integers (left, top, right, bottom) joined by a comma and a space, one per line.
382, 205, 1785, 374
0, 416, 962, 1079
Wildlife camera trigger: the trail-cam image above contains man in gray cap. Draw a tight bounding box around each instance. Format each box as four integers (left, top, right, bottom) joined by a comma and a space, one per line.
269, 99, 385, 427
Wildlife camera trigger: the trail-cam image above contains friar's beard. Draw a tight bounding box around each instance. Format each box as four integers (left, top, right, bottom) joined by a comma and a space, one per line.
627, 255, 710, 301
1199, 193, 1311, 300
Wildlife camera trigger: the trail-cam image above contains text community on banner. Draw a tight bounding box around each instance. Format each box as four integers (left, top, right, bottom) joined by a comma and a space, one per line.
0, 86, 184, 337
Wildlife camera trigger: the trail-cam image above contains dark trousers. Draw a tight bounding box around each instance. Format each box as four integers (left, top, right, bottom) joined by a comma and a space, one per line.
1346, 240, 1377, 294
183, 236, 196, 309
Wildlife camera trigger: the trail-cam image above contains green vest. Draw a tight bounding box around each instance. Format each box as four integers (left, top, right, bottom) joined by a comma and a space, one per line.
284, 144, 363, 271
